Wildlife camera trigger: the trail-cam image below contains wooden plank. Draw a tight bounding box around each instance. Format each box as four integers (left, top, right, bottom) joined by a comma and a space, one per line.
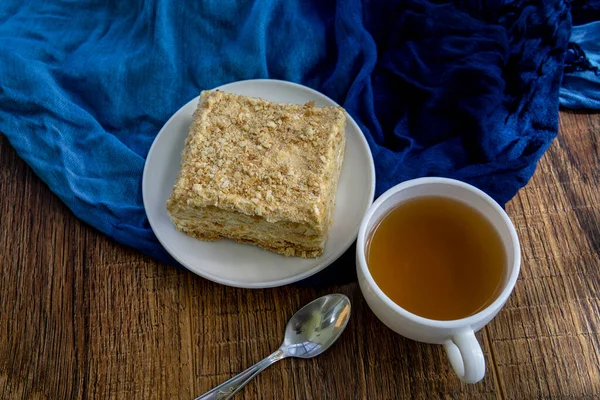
496, 112, 600, 399
80, 245, 194, 399
0, 135, 85, 399
0, 135, 195, 399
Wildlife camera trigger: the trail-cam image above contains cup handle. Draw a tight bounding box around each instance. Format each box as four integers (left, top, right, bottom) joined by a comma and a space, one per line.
443, 330, 485, 384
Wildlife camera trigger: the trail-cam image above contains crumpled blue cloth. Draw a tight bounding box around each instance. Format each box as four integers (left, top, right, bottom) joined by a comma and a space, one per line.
0, 1, 573, 272
560, 22, 600, 109
560, 0, 600, 109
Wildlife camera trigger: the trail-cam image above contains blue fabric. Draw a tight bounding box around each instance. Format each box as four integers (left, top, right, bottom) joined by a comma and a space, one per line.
570, 0, 600, 25
560, 22, 600, 109
560, 0, 600, 109
0, 1, 572, 271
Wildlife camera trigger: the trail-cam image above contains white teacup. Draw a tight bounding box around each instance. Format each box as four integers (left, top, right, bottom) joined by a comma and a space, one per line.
356, 177, 520, 383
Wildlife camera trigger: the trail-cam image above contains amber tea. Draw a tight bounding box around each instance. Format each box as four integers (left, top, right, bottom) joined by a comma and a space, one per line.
366, 196, 506, 321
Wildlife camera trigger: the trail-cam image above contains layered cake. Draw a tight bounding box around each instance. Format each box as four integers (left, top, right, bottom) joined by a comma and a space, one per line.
166, 90, 346, 257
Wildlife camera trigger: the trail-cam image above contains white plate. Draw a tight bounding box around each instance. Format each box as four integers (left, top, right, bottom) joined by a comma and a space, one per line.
143, 79, 375, 288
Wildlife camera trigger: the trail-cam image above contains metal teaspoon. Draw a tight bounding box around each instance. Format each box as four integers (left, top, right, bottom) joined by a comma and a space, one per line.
196, 293, 352, 400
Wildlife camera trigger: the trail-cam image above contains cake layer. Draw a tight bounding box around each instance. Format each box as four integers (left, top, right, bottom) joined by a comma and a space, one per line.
169, 205, 324, 257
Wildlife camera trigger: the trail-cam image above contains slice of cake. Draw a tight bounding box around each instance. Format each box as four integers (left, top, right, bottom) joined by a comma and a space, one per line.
166, 90, 346, 258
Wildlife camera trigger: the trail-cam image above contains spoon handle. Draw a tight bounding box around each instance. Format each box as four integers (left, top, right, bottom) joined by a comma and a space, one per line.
195, 349, 286, 400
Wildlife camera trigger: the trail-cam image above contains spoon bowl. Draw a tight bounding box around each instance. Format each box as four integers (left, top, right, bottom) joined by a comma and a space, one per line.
197, 294, 351, 399
282, 294, 351, 358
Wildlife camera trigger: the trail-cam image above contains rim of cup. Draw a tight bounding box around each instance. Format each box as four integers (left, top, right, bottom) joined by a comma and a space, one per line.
356, 177, 521, 329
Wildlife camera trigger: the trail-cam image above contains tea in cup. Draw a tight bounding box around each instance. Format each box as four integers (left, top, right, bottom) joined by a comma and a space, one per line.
356, 177, 521, 383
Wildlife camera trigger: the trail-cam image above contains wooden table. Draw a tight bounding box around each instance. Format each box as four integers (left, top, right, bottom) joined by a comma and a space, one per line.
1, 111, 599, 399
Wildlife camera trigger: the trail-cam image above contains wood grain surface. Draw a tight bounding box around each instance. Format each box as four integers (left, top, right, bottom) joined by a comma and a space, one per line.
1, 111, 599, 399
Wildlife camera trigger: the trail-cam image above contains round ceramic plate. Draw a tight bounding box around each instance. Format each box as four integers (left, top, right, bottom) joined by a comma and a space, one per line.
143, 79, 375, 288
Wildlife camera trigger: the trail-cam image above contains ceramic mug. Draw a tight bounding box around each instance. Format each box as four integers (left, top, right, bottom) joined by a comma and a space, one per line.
356, 177, 521, 384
